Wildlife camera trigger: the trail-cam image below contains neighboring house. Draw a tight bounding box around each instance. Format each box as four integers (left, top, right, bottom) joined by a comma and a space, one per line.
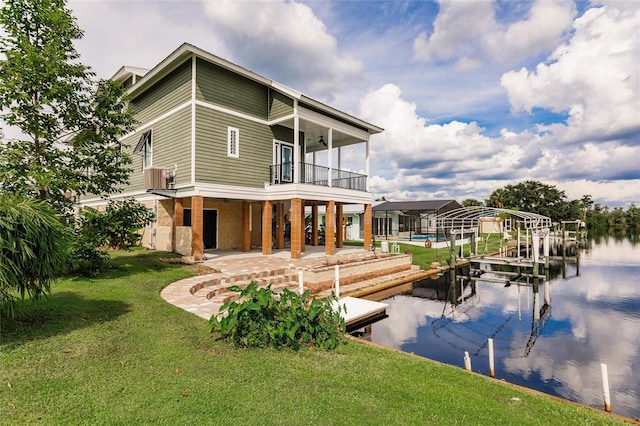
79, 43, 383, 260
372, 200, 462, 238
306, 201, 386, 241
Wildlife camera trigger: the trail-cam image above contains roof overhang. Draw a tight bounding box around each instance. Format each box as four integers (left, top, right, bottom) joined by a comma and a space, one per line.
122, 43, 383, 136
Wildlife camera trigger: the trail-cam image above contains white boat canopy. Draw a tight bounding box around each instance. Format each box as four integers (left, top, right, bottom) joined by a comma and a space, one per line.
436, 206, 552, 232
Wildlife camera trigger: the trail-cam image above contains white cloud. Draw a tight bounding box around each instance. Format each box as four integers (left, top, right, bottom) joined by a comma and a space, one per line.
413, 0, 495, 63
201, 0, 363, 97
501, 4, 640, 146
414, 0, 575, 66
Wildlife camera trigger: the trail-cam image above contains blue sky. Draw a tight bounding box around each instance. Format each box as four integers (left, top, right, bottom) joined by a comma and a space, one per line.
62, 1, 639, 206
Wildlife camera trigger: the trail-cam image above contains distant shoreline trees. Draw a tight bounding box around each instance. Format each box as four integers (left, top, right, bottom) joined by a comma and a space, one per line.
484, 181, 639, 230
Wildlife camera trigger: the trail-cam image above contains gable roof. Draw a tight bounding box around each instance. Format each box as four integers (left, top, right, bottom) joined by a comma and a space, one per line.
372, 200, 462, 213
115, 42, 383, 135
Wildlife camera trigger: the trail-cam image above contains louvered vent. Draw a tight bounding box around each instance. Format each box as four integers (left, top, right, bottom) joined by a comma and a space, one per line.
144, 167, 167, 190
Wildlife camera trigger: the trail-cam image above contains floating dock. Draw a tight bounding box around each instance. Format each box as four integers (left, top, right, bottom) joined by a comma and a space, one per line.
332, 296, 389, 331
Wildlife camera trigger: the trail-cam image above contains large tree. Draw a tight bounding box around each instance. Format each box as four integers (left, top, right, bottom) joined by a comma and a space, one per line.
487, 181, 573, 222
0, 0, 135, 213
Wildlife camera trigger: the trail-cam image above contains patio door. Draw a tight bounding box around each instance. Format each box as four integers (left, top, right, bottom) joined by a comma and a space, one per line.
273, 141, 293, 183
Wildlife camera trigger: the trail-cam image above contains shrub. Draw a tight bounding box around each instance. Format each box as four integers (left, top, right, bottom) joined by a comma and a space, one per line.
210, 282, 346, 350
71, 198, 155, 274
0, 195, 70, 317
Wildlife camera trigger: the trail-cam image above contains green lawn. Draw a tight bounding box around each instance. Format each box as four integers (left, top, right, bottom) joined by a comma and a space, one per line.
0, 250, 623, 425
347, 232, 506, 270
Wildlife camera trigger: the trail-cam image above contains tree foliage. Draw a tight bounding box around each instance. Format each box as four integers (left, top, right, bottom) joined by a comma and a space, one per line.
0, 0, 136, 213
0, 195, 70, 317
72, 199, 155, 274
486, 181, 569, 222
462, 198, 483, 207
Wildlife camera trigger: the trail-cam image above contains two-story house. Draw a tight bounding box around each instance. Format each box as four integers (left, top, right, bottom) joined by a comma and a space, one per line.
81, 43, 383, 260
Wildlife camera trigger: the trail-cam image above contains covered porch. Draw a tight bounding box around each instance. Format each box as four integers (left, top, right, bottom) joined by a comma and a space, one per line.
169, 196, 372, 261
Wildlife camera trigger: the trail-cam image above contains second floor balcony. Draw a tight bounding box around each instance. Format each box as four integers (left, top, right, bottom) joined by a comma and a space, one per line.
270, 162, 367, 192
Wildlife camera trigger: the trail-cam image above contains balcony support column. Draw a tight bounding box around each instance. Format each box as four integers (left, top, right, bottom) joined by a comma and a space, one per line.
363, 203, 372, 252
325, 200, 335, 255
262, 200, 273, 255
300, 199, 306, 252
336, 202, 344, 248
172, 197, 183, 252
290, 198, 302, 259
241, 200, 251, 252
276, 202, 285, 249
191, 196, 204, 261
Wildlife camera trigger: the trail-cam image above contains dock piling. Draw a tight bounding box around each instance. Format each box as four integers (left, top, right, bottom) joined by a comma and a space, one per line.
601, 363, 612, 412
488, 338, 495, 378
464, 351, 471, 371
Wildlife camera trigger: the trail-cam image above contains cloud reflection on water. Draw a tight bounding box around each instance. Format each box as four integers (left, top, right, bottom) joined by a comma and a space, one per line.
369, 236, 640, 418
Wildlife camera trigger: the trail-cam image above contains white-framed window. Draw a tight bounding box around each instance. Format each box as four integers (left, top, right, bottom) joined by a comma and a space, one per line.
133, 129, 153, 169
227, 126, 239, 158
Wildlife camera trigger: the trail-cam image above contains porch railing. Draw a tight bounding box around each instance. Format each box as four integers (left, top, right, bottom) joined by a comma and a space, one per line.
269, 162, 367, 192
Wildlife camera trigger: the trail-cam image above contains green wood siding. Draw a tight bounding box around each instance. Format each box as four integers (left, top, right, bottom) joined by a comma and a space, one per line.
130, 60, 192, 126
122, 107, 192, 192
195, 58, 268, 120
271, 125, 294, 144
195, 105, 273, 187
269, 90, 293, 120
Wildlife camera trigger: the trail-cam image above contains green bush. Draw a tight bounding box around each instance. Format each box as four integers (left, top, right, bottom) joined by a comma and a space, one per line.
210, 282, 346, 350
71, 198, 155, 274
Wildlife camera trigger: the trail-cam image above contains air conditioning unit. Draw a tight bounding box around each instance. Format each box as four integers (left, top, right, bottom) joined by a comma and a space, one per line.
144, 167, 167, 190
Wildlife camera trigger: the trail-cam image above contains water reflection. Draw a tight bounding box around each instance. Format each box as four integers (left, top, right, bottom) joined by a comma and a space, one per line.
367, 233, 640, 419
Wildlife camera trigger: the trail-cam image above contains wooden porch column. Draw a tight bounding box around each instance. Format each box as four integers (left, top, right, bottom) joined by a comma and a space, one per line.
172, 198, 184, 252
311, 204, 319, 246
276, 202, 285, 249
262, 200, 272, 255
290, 198, 302, 259
325, 200, 335, 255
191, 196, 204, 261
300, 199, 305, 252
363, 203, 372, 251
241, 200, 251, 252
336, 202, 344, 248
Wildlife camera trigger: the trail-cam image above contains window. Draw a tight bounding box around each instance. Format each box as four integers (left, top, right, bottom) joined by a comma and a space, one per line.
227, 126, 239, 158
133, 129, 153, 169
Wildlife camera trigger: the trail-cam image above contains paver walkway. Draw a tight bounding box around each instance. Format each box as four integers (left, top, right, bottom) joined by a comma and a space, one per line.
160, 246, 375, 320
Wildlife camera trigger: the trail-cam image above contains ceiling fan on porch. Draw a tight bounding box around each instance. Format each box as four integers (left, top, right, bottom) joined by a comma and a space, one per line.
318, 135, 326, 146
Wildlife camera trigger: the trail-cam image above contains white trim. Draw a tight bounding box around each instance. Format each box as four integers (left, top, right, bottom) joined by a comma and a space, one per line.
268, 113, 296, 126
298, 106, 371, 141
227, 126, 239, 158
265, 182, 373, 204
191, 55, 196, 182
365, 138, 370, 192
143, 128, 153, 169
195, 99, 269, 125
122, 101, 191, 139
327, 128, 333, 187
78, 180, 372, 207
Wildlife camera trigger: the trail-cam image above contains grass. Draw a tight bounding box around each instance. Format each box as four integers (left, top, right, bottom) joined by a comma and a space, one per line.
346, 232, 506, 270
0, 249, 624, 425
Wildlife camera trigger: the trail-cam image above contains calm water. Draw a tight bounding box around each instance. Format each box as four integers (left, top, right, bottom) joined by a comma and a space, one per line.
367, 232, 640, 419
